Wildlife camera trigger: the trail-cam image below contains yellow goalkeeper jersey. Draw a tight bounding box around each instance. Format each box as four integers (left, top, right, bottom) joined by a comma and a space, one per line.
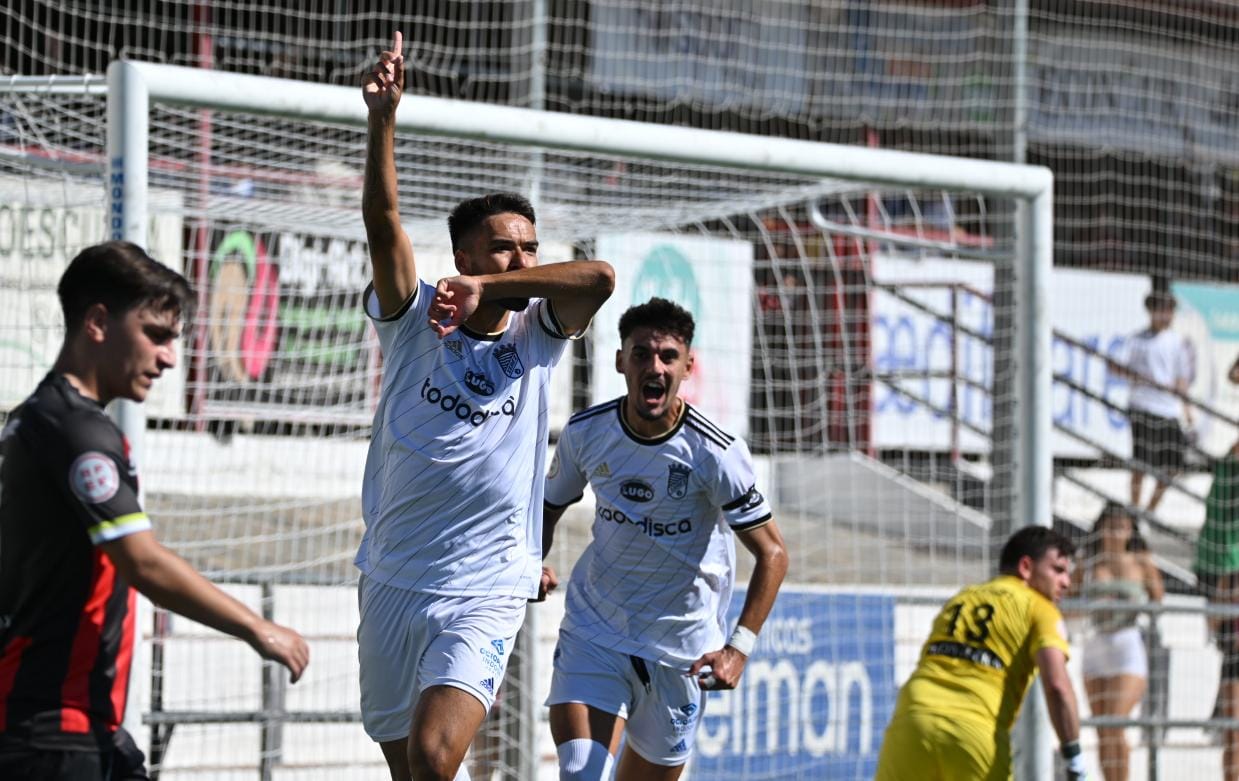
894, 575, 1069, 732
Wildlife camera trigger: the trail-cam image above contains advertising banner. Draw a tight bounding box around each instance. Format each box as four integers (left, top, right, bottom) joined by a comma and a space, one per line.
588, 0, 812, 116
873, 256, 1153, 458
201, 227, 376, 423
693, 589, 897, 780
1030, 27, 1239, 164
0, 180, 183, 416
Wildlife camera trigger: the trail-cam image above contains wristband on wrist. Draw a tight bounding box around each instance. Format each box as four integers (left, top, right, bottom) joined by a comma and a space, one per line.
1060, 740, 1082, 760
727, 625, 757, 656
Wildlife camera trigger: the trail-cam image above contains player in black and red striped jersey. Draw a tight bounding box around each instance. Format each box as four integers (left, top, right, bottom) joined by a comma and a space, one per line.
0, 241, 309, 780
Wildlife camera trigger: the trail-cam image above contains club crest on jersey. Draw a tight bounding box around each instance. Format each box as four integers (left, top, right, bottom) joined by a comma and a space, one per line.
666, 463, 691, 499
444, 339, 464, 359
620, 480, 655, 503
464, 370, 495, 396
70, 452, 120, 504
494, 344, 524, 379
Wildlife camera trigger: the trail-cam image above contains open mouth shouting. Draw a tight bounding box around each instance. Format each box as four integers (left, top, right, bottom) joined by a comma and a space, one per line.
639, 377, 668, 410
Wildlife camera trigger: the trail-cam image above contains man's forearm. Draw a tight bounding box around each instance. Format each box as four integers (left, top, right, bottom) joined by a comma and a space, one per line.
362, 116, 401, 235
734, 550, 788, 635
1043, 682, 1081, 745
129, 551, 261, 644
475, 261, 613, 303
542, 504, 568, 557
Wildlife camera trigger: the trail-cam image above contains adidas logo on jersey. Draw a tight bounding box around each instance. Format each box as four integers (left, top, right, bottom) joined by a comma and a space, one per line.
591, 463, 611, 478
444, 339, 464, 359
480, 677, 494, 695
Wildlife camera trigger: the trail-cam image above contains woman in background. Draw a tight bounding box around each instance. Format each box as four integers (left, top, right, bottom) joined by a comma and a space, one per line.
1078, 503, 1164, 781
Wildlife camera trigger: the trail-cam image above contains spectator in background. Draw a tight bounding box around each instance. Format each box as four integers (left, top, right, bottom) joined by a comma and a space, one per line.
1076, 503, 1163, 781
1198, 438, 1239, 781
1110, 291, 1195, 513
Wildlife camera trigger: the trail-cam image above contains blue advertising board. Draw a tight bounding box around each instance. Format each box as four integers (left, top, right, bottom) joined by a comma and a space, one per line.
691, 590, 896, 780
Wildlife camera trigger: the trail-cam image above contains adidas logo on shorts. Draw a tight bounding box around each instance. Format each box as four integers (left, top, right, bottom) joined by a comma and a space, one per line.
671, 739, 687, 753
480, 677, 494, 695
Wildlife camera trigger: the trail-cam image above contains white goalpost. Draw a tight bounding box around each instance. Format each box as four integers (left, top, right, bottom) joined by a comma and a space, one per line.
3, 60, 1053, 779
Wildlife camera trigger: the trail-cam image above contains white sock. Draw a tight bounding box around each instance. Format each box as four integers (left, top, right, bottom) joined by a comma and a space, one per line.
557, 738, 614, 781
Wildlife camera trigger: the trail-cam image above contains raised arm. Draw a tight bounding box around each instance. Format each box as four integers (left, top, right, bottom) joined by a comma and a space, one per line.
103, 531, 309, 682
689, 520, 788, 689
362, 31, 418, 316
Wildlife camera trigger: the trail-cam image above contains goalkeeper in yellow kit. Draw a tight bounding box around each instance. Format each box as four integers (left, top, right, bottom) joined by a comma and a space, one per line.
876, 526, 1088, 781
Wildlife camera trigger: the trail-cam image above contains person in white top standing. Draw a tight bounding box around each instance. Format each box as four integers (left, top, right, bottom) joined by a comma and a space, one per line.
540, 298, 788, 781
358, 32, 615, 781
1111, 291, 1195, 513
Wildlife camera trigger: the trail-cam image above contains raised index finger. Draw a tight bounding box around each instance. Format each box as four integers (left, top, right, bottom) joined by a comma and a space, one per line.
393, 31, 403, 58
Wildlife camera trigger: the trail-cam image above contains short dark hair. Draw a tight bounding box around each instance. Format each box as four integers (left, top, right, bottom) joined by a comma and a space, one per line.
447, 192, 536, 251
618, 298, 695, 346
998, 526, 1076, 574
1144, 291, 1176, 312
58, 241, 194, 332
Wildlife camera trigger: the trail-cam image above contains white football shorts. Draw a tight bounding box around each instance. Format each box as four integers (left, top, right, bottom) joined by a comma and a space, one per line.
357, 574, 526, 741
546, 628, 705, 766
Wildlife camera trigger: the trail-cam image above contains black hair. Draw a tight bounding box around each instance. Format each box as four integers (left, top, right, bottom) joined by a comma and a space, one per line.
998, 526, 1076, 574
447, 192, 536, 251
57, 241, 194, 332
618, 298, 695, 346
1144, 291, 1177, 311
1083, 502, 1149, 560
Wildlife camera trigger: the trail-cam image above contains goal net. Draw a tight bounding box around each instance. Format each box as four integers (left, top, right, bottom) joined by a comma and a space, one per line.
1, 64, 1048, 780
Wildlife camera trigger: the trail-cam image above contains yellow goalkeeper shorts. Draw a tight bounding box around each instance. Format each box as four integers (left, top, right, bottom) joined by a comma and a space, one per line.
875, 710, 1011, 781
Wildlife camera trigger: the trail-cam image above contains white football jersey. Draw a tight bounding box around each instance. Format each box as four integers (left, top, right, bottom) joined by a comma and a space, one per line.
1118, 327, 1193, 419
545, 398, 772, 667
357, 280, 572, 598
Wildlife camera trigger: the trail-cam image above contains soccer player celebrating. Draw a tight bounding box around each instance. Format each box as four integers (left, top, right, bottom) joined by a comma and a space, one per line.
875, 526, 1088, 781
358, 32, 615, 781
0, 241, 309, 780
541, 298, 788, 781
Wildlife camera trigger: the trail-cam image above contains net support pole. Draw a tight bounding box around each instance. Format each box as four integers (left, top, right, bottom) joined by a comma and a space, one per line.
105, 60, 151, 458
1011, 186, 1056, 781
106, 56, 154, 751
